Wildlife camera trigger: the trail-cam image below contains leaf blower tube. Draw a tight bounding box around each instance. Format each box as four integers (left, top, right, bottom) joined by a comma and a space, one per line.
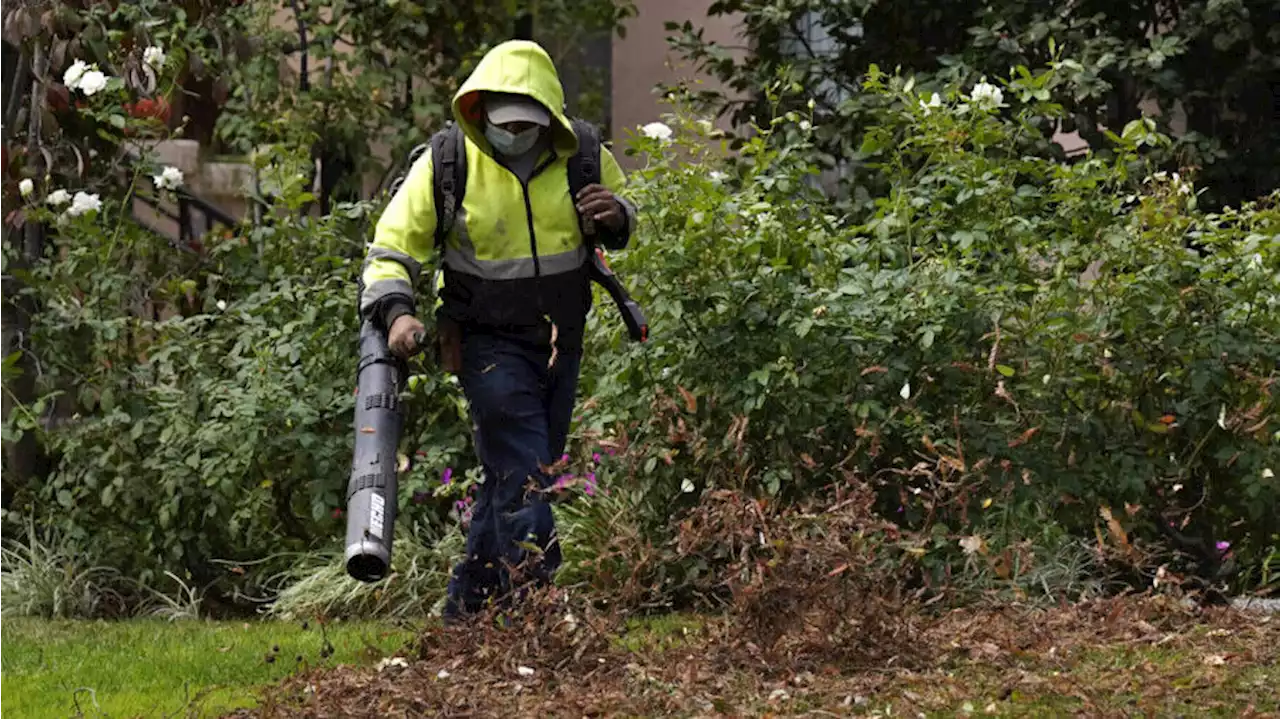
344, 318, 405, 583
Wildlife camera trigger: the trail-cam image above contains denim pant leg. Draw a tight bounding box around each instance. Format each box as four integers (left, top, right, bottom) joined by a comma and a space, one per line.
444, 333, 581, 615
537, 346, 582, 580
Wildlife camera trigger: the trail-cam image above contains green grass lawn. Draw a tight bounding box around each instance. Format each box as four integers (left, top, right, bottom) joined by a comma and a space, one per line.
0, 617, 416, 718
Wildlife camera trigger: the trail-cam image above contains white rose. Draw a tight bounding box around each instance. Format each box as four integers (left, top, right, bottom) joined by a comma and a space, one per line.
969, 81, 1004, 111
76, 70, 109, 96
64, 191, 102, 218
46, 189, 72, 206
216, 300, 227, 311
19, 179, 34, 197
63, 60, 89, 90
920, 92, 942, 115
153, 166, 184, 191
640, 121, 673, 141
143, 46, 166, 70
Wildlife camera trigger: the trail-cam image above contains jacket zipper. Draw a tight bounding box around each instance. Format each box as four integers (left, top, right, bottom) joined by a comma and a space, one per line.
518, 152, 558, 279
521, 183, 540, 277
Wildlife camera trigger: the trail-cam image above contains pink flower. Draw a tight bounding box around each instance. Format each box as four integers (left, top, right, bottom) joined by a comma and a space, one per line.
592, 453, 601, 464
1216, 541, 1231, 553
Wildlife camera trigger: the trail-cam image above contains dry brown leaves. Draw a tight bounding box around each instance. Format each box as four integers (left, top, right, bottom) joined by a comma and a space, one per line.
228, 489, 1280, 718
672, 485, 922, 673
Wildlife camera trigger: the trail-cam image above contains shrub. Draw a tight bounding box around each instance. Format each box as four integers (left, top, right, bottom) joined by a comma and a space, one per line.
578, 66, 1278, 598
5, 54, 1275, 617
4, 154, 474, 609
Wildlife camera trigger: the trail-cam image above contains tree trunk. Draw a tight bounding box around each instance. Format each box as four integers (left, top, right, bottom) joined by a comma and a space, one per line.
2, 43, 49, 508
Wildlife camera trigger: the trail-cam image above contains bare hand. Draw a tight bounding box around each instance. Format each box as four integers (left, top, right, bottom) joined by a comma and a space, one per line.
575, 183, 625, 232
389, 314, 426, 358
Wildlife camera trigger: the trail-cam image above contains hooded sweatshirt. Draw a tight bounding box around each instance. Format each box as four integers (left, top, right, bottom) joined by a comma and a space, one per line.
360, 40, 636, 351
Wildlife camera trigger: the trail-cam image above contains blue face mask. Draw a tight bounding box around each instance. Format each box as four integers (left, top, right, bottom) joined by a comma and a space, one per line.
485, 124, 540, 156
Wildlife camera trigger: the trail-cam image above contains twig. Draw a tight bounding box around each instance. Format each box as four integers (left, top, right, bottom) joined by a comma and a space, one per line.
4, 49, 30, 134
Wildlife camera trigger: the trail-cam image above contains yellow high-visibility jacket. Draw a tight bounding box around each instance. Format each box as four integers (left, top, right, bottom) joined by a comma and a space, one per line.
359, 40, 635, 350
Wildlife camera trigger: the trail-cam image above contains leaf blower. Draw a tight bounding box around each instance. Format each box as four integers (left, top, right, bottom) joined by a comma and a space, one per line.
343, 318, 407, 583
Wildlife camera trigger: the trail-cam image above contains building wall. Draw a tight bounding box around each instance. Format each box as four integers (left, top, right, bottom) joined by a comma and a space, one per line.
609, 0, 746, 165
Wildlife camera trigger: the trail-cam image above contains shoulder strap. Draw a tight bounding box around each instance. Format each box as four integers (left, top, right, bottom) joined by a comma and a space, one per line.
567, 118, 602, 199
431, 122, 467, 251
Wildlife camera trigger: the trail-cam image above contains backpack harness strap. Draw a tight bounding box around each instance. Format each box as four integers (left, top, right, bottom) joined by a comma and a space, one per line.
567, 118, 602, 198
431, 123, 465, 251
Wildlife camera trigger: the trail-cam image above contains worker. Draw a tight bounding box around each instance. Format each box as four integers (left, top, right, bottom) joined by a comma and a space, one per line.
358, 39, 636, 623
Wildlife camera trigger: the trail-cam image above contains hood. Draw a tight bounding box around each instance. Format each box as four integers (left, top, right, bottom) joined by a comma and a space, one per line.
452, 40, 578, 156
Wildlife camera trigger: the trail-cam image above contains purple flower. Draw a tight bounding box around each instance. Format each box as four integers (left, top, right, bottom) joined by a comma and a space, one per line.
592, 453, 602, 464
561, 453, 570, 463
584, 483, 596, 497
1216, 541, 1231, 553
554, 475, 572, 490
441, 467, 453, 485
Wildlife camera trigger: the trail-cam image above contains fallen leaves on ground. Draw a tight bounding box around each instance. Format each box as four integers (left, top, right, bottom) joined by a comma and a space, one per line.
227, 490, 1280, 718
227, 595, 1278, 718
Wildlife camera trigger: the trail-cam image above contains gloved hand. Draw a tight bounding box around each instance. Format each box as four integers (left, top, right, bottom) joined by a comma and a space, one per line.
388, 314, 426, 358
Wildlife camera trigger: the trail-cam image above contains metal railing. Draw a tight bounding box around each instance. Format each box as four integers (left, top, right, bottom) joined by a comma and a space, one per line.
130, 184, 240, 247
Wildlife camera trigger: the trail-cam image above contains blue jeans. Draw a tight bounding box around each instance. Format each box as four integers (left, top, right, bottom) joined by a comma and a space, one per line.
443, 330, 581, 618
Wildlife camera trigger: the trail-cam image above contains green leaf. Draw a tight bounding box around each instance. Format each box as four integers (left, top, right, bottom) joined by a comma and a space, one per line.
996, 364, 1015, 377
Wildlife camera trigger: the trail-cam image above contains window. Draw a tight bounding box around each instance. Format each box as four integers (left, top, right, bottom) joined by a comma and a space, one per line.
780, 11, 863, 191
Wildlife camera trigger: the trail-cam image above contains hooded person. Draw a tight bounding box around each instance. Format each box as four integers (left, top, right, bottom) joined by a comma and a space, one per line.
358, 40, 637, 622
